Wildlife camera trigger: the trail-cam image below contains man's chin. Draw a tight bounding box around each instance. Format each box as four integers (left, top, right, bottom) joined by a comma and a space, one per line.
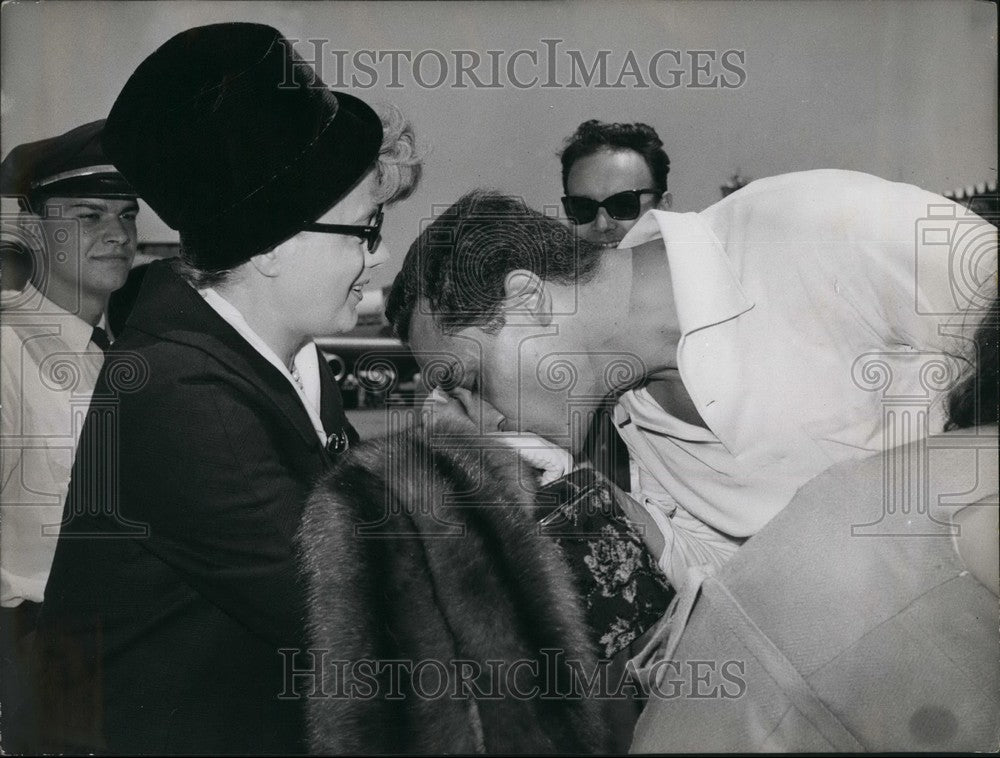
89, 271, 132, 297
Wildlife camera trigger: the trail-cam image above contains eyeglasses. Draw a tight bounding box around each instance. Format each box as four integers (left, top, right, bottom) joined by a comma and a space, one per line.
302, 204, 384, 253
561, 189, 662, 225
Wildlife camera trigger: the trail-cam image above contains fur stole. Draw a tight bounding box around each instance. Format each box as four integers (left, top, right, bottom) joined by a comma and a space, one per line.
298, 422, 614, 754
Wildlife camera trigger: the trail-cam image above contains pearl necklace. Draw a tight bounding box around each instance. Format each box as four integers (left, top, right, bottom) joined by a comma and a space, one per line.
290, 359, 350, 455
290, 361, 305, 391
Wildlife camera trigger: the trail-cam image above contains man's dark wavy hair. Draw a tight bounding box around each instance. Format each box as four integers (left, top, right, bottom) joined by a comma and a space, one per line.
386, 191, 603, 342
946, 289, 999, 430
559, 120, 670, 193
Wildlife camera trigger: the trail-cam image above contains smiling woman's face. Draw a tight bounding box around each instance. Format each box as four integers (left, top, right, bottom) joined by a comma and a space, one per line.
275, 169, 389, 337
564, 149, 662, 248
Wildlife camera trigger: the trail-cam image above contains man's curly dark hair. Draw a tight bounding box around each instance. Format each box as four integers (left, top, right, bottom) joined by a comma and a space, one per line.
386, 191, 603, 342
558, 120, 670, 193
946, 289, 999, 430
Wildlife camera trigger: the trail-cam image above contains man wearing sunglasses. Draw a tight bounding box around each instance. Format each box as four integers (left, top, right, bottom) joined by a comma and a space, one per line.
559, 120, 672, 249
558, 121, 672, 487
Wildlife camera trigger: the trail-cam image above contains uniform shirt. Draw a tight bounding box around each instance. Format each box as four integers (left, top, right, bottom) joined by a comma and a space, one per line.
1, 282, 104, 605
614, 169, 995, 568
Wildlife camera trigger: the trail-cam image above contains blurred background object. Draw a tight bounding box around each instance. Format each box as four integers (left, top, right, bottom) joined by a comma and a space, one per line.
720, 172, 753, 198
944, 180, 999, 227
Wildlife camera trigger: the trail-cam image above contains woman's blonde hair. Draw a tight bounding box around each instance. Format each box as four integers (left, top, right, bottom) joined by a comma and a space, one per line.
372, 102, 422, 206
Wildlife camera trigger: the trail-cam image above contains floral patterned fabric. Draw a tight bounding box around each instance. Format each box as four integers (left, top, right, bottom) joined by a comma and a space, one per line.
536, 468, 675, 658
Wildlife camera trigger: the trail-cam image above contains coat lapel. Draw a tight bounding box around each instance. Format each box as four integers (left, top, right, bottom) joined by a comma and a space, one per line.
316, 344, 359, 452
124, 259, 322, 452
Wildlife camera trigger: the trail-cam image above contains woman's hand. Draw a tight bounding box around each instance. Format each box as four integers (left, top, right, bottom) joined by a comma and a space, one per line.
421, 387, 573, 485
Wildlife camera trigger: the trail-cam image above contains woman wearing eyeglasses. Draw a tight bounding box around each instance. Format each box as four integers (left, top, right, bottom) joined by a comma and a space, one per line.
38, 24, 419, 755
559, 119, 672, 248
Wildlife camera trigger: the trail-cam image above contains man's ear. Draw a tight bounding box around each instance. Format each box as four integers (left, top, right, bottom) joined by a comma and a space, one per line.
501, 269, 552, 326
249, 248, 281, 278
657, 191, 673, 210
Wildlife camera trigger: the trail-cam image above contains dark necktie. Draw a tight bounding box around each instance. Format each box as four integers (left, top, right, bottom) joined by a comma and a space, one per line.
90, 326, 111, 353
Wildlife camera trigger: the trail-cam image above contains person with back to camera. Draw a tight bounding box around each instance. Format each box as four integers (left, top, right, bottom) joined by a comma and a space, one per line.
630, 287, 999, 752
36, 23, 419, 754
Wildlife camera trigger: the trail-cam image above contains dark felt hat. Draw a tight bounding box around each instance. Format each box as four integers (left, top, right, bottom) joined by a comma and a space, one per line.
102, 22, 383, 269
0, 120, 137, 211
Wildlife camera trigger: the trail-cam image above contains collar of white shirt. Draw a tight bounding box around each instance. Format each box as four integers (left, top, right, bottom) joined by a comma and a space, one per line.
619, 209, 754, 336
1, 280, 103, 354
199, 287, 328, 445
616, 210, 755, 439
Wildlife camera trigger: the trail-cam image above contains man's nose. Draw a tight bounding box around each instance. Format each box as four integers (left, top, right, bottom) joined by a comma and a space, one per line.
103, 217, 133, 245
593, 208, 615, 232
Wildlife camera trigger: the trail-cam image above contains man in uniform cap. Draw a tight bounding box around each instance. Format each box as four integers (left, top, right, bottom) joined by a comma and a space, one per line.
0, 119, 139, 752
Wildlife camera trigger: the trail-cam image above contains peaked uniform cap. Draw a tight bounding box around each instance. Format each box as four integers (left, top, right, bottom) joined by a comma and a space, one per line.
0, 120, 137, 210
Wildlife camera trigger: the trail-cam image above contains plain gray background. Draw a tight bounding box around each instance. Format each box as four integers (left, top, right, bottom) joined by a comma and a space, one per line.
2, 0, 996, 289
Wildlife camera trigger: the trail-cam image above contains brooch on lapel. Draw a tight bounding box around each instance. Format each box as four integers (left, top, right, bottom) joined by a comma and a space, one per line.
325, 430, 350, 455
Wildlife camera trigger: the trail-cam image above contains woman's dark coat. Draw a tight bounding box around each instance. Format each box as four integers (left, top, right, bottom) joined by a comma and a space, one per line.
38, 259, 355, 754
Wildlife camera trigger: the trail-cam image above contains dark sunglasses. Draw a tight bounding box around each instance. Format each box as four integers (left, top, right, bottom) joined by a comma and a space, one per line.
302, 204, 384, 253
561, 189, 662, 225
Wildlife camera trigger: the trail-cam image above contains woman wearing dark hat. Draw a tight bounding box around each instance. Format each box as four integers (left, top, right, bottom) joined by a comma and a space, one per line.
37, 24, 419, 754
